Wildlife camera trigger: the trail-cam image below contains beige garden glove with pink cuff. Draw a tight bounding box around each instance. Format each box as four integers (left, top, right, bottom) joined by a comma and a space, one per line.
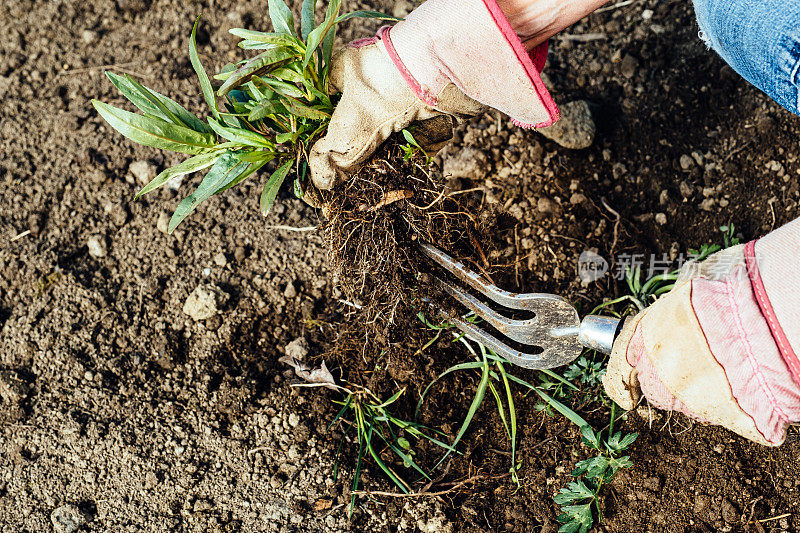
308, 0, 560, 190
604, 218, 800, 446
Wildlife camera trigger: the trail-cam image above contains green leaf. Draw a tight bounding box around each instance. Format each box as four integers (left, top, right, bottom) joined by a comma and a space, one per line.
554, 480, 595, 504
268, 0, 296, 36
259, 159, 294, 215
248, 100, 284, 122
304, 0, 341, 69
168, 153, 249, 232
280, 97, 330, 120
300, 0, 316, 40
229, 28, 302, 49
207, 118, 274, 148
213, 156, 270, 194
263, 78, 307, 99
335, 10, 402, 23
135, 151, 222, 199
92, 100, 217, 154
218, 48, 297, 97
275, 131, 302, 144
106, 72, 211, 133
556, 503, 593, 533
271, 66, 306, 84
190, 16, 221, 122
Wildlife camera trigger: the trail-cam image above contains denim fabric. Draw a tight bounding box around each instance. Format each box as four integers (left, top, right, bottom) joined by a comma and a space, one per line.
693, 0, 800, 115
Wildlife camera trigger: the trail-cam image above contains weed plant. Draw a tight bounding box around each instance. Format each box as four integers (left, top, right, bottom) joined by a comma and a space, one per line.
93, 0, 396, 232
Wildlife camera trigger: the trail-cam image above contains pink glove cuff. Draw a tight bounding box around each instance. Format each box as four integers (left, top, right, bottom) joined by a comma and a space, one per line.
692, 264, 800, 444
381, 0, 559, 128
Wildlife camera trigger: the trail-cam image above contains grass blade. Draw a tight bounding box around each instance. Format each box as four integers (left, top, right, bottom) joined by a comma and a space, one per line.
259, 159, 293, 215
268, 0, 296, 36
415, 361, 485, 417
189, 16, 221, 122
168, 152, 248, 232
92, 100, 216, 154
135, 151, 222, 199
229, 28, 302, 49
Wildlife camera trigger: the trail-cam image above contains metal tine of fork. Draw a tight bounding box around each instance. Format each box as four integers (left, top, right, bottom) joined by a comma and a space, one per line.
420, 244, 585, 369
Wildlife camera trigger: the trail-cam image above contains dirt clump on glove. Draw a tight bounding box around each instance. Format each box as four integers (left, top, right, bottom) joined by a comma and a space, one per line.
319, 139, 496, 334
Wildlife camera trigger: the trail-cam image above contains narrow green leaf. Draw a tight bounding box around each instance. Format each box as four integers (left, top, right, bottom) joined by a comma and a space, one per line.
304, 0, 341, 69
280, 97, 330, 120
213, 157, 269, 194
229, 28, 302, 49
268, 0, 296, 36
218, 48, 296, 97
190, 16, 220, 122
135, 151, 222, 199
300, 0, 316, 40
207, 118, 273, 148
271, 66, 306, 84
263, 78, 307, 99
168, 153, 249, 232
106, 72, 212, 133
92, 100, 216, 154
248, 100, 284, 121
259, 159, 294, 215
335, 10, 402, 23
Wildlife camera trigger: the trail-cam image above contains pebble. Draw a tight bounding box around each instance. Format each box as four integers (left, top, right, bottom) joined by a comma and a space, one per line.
679, 154, 694, 170
234, 246, 246, 262
442, 147, 489, 180
183, 284, 230, 321
156, 212, 170, 234
721, 499, 738, 523
537, 196, 556, 214
51, 504, 85, 533
655, 213, 667, 225
116, 0, 150, 12
104, 201, 128, 226
699, 198, 716, 211
569, 193, 587, 205
620, 54, 638, 79
283, 282, 298, 299
87, 234, 107, 258
538, 100, 595, 149
81, 30, 98, 44
679, 181, 694, 198
284, 337, 309, 361
193, 499, 212, 513
213, 252, 227, 267
129, 160, 157, 186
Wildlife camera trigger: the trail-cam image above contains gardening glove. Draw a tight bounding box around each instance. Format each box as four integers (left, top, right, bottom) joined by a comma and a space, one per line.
308, 0, 561, 190
604, 218, 800, 446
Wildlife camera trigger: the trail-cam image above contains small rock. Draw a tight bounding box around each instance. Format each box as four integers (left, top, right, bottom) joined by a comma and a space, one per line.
193, 499, 212, 513
288, 413, 300, 428
234, 246, 246, 261
284, 337, 309, 361
183, 284, 229, 321
679, 181, 694, 199
537, 196, 556, 214
87, 234, 107, 258
620, 55, 638, 79
81, 30, 98, 45
51, 504, 85, 533
129, 160, 157, 186
443, 147, 489, 180
721, 499, 738, 523
655, 213, 667, 225
116, 0, 150, 12
659, 189, 669, 205
392, 0, 414, 18
699, 198, 716, 211
693, 494, 711, 515
283, 282, 298, 299
538, 100, 595, 149
89, 169, 107, 185
156, 212, 170, 234
569, 193, 587, 205
679, 154, 694, 170
213, 252, 227, 267
104, 201, 128, 226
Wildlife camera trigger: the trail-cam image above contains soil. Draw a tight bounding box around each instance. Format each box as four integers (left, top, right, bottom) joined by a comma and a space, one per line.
1, 0, 799, 532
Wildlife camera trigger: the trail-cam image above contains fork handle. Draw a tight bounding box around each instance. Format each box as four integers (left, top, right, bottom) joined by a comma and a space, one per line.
578, 315, 623, 355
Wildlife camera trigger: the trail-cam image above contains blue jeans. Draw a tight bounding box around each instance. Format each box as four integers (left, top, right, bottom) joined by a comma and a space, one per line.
693, 0, 800, 115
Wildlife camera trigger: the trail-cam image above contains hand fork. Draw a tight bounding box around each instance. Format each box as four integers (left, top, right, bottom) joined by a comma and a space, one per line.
420, 244, 622, 370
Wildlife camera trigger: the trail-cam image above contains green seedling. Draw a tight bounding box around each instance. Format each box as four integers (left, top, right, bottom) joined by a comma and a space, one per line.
92, 0, 397, 233
328, 386, 454, 514
399, 129, 433, 165
554, 404, 637, 533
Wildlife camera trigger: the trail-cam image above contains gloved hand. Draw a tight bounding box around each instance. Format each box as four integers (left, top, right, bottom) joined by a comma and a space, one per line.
604, 218, 800, 446
308, 0, 560, 190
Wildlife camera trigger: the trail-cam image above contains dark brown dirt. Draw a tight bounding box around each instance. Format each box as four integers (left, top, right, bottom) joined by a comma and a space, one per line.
1, 0, 799, 532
